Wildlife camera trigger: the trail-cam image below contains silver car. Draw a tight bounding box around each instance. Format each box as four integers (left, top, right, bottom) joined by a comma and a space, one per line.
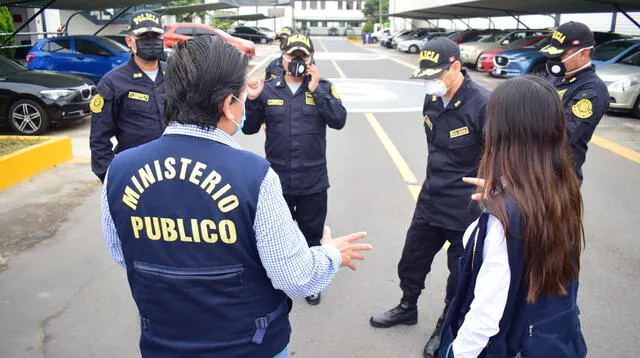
597, 50, 640, 117
459, 29, 550, 66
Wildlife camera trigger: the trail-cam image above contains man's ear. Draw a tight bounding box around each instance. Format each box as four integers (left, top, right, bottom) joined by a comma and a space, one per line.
221, 93, 236, 121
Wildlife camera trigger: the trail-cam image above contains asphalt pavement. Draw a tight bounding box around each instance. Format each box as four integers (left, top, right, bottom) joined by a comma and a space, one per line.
0, 38, 639, 358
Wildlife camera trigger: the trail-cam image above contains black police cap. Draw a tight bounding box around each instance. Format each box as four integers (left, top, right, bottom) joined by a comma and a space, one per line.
129, 10, 164, 36
411, 37, 460, 80
540, 21, 594, 58
282, 34, 314, 56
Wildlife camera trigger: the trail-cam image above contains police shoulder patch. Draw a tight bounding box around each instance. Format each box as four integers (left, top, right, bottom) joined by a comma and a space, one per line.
90, 94, 104, 114
572, 99, 593, 119
330, 84, 340, 99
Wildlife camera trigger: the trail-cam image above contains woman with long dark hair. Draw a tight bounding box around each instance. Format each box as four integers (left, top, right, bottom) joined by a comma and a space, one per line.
437, 76, 586, 358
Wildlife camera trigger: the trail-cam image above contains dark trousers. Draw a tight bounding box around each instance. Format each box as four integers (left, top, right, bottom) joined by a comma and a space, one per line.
397, 200, 465, 306
283, 191, 328, 248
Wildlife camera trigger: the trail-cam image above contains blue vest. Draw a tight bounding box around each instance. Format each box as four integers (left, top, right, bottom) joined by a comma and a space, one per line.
438, 198, 586, 358
106, 134, 290, 358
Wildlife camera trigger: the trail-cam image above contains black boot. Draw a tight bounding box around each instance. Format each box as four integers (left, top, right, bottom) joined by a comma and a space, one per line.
370, 301, 418, 328
305, 292, 321, 306
423, 311, 446, 358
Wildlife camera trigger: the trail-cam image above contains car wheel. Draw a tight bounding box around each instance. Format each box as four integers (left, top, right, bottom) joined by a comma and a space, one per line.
409, 45, 419, 54
631, 95, 640, 119
531, 63, 548, 78
372, 37, 378, 43
8, 99, 50, 135
260, 37, 268, 45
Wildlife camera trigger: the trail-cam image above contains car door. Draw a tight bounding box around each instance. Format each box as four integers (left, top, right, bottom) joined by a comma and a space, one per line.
31, 39, 75, 72
72, 38, 117, 82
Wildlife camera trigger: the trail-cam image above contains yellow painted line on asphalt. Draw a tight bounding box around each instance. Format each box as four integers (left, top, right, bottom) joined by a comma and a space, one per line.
591, 135, 640, 165
247, 51, 277, 77
365, 113, 420, 201
323, 39, 347, 79
387, 57, 418, 71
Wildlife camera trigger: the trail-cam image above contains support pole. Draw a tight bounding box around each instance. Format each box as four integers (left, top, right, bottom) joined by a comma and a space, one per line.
94, 6, 132, 35
1, 0, 57, 47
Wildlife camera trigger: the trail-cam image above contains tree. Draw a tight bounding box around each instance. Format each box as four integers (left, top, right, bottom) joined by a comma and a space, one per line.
362, 0, 389, 24
169, 0, 209, 23
0, 7, 15, 58
363, 21, 374, 33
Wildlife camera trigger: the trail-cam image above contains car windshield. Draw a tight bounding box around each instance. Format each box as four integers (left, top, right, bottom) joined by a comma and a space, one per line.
595, 41, 638, 61
620, 51, 640, 66
479, 32, 508, 43
94, 36, 130, 53
0, 56, 26, 75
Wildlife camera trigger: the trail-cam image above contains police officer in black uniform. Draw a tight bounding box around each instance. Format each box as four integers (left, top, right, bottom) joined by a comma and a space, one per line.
540, 21, 610, 181
368, 37, 490, 358
90, 10, 166, 182
244, 34, 347, 306
265, 26, 294, 80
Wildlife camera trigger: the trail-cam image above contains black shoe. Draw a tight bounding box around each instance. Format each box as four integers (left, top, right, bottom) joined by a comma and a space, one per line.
369, 301, 418, 328
423, 313, 445, 358
305, 293, 321, 305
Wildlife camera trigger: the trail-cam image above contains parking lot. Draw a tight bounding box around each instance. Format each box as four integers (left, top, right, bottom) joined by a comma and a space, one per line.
0, 36, 639, 357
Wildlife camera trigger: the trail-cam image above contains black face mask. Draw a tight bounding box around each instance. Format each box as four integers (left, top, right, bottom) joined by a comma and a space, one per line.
287, 57, 308, 77
135, 37, 164, 61
545, 58, 566, 78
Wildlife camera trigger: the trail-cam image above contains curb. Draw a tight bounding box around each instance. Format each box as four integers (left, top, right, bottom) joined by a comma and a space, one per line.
0, 136, 73, 191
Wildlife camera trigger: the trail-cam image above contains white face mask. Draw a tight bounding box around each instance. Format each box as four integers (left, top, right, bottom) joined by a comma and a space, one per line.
424, 79, 448, 97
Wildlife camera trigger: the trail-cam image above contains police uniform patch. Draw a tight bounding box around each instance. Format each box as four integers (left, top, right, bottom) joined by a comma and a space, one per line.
424, 115, 433, 130
90, 94, 104, 114
454, 100, 461, 108
572, 99, 593, 119
133, 73, 143, 79
305, 92, 316, 105
331, 84, 340, 99
450, 126, 470, 138
128, 91, 150, 102
268, 99, 284, 106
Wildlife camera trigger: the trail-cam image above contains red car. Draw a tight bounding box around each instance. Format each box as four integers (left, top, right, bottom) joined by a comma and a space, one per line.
163, 23, 256, 57
477, 35, 547, 73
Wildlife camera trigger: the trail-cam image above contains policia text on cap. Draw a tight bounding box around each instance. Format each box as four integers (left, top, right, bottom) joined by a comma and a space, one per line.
100, 35, 371, 357
90, 10, 167, 182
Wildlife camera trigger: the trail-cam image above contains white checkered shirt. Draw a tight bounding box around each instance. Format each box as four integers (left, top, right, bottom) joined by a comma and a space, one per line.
100, 123, 342, 299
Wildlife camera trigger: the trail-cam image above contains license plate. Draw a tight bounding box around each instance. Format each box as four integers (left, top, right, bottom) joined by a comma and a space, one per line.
493, 67, 504, 75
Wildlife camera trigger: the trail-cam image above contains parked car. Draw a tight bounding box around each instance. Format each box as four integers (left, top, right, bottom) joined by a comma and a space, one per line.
593, 31, 631, 45
398, 32, 449, 53
477, 35, 547, 73
163, 23, 255, 57
371, 29, 391, 43
597, 48, 640, 117
0, 56, 95, 135
593, 39, 640, 67
257, 27, 277, 40
381, 30, 411, 48
491, 37, 551, 78
459, 29, 550, 66
26, 35, 130, 83
391, 28, 445, 48
229, 26, 275, 44
328, 27, 339, 36
448, 29, 502, 44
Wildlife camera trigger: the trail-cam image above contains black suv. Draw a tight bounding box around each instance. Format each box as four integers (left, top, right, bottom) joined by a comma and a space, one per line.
230, 27, 274, 44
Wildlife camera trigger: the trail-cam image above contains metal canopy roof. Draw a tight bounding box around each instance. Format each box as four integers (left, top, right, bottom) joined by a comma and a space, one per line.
214, 13, 274, 21
1, 0, 238, 11
154, 2, 239, 15
389, 0, 640, 20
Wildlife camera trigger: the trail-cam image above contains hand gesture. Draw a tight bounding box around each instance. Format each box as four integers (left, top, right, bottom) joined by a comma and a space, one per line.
463, 177, 486, 201
307, 64, 320, 92
321, 226, 372, 270
247, 77, 264, 100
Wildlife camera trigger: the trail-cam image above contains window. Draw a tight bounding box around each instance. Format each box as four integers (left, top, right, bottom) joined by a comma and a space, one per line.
337, 0, 343, 10
93, 36, 129, 53
44, 40, 72, 54
352, 22, 361, 27
310, 1, 317, 9
620, 48, 640, 66
322, 22, 328, 28
175, 27, 193, 36
339, 22, 346, 27
356, 0, 361, 10
0, 56, 25, 76
595, 41, 637, 62
321, 0, 326, 9
302, 1, 307, 9
194, 27, 216, 36
75, 39, 112, 56
310, 21, 318, 27
346, 1, 354, 10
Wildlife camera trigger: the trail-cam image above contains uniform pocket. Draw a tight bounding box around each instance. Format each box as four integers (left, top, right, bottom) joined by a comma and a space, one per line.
447, 135, 480, 167
123, 96, 151, 112
131, 262, 247, 341
520, 305, 586, 358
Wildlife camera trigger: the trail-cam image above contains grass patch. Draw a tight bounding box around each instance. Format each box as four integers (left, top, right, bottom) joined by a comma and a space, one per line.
0, 138, 44, 157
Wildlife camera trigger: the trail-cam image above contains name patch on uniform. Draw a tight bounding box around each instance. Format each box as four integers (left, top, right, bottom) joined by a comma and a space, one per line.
128, 91, 150, 102
424, 115, 433, 130
572, 99, 593, 119
305, 92, 316, 105
450, 126, 470, 138
331, 84, 341, 99
90, 94, 104, 114
267, 99, 284, 106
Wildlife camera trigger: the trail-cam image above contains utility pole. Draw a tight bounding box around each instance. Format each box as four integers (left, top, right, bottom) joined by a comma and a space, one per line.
379, 0, 382, 28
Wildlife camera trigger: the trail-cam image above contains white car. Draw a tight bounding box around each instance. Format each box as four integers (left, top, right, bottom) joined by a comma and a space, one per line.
397, 38, 424, 53
597, 51, 640, 118
371, 29, 392, 44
